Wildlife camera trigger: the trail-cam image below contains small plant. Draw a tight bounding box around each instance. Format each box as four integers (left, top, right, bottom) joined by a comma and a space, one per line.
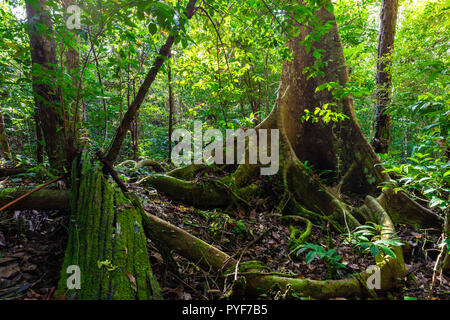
97, 260, 118, 272
297, 242, 346, 279
344, 222, 403, 259
230, 220, 248, 237
380, 152, 449, 211
301, 103, 349, 124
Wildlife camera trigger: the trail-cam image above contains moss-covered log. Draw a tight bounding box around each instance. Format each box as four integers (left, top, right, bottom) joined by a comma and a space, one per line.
0, 166, 31, 177
0, 187, 69, 210
56, 153, 162, 300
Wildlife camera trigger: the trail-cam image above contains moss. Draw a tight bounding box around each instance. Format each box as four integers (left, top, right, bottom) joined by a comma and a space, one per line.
143, 174, 232, 207
224, 261, 269, 275
57, 154, 161, 300
288, 219, 312, 254
244, 273, 363, 299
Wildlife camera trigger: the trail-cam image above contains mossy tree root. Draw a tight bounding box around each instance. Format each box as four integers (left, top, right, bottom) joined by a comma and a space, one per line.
284, 217, 313, 255
376, 190, 442, 230
138, 174, 240, 208
56, 152, 162, 300
135, 159, 165, 172
115, 159, 165, 173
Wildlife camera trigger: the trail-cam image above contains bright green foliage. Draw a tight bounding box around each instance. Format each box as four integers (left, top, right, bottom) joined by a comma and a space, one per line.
0, 0, 447, 224
297, 242, 347, 279
344, 222, 404, 259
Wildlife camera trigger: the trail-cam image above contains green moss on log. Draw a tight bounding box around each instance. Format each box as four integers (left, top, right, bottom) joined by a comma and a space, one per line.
57, 152, 162, 300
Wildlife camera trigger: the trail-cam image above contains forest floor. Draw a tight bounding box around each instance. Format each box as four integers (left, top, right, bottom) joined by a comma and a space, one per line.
0, 170, 449, 300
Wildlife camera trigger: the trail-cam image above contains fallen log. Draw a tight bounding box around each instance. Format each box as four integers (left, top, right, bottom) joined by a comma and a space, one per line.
0, 166, 31, 177
0, 188, 69, 211
56, 153, 162, 300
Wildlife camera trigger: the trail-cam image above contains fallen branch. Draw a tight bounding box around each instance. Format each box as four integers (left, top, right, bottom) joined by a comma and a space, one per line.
0, 175, 66, 211
0, 187, 69, 211
0, 166, 32, 177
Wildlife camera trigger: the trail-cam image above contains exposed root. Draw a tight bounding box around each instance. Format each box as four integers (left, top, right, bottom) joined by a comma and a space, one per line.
140, 207, 237, 272
376, 190, 442, 230
137, 174, 235, 207
115, 159, 165, 172
135, 159, 165, 172
284, 217, 313, 255
140, 193, 405, 299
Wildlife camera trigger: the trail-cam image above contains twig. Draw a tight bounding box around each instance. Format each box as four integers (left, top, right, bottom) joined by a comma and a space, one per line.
96, 150, 128, 194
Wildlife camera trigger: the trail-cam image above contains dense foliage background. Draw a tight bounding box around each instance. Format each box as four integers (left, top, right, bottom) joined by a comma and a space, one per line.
0, 0, 448, 206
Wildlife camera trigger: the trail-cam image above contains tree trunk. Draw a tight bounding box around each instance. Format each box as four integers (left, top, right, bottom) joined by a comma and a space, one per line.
143, 0, 440, 236
26, 0, 68, 171
0, 110, 11, 160
56, 152, 162, 300
62, 0, 80, 161
34, 107, 44, 164
371, 0, 399, 154
168, 58, 174, 162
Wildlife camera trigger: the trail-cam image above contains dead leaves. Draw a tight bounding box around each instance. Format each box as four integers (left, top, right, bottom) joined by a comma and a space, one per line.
125, 272, 137, 292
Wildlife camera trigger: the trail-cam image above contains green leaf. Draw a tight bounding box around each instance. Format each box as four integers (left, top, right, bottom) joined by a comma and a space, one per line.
369, 244, 380, 257
148, 23, 157, 35
378, 245, 397, 259
305, 251, 317, 264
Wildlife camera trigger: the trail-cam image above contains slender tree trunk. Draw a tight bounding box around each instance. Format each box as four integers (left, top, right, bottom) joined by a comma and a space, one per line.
34, 108, 44, 164
131, 78, 139, 161
371, 0, 399, 154
62, 0, 81, 165
0, 110, 12, 160
168, 56, 174, 162
131, 118, 139, 161
26, 0, 68, 171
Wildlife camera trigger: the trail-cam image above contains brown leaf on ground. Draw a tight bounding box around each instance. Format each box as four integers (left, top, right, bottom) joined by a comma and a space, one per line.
0, 262, 20, 279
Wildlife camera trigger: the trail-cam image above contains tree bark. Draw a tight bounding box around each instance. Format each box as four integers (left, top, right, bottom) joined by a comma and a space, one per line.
0, 110, 11, 160
168, 56, 174, 162
371, 0, 399, 154
34, 107, 44, 164
26, 0, 68, 171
